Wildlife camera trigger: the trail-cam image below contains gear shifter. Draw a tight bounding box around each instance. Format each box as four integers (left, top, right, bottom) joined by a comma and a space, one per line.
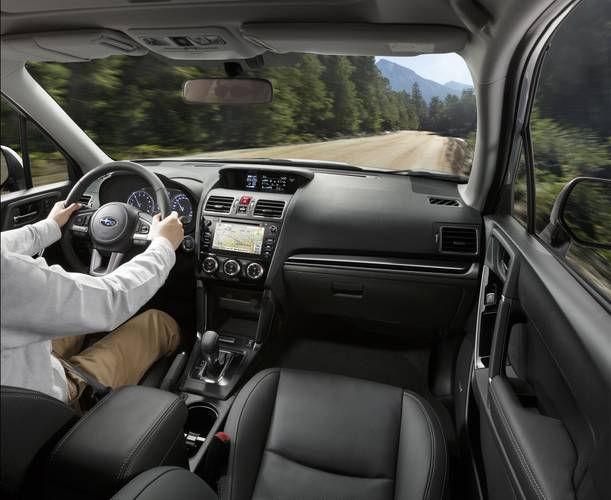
200, 330, 219, 366
200, 330, 226, 379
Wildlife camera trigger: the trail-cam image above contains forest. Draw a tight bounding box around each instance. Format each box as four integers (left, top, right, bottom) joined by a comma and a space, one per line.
5, 54, 476, 160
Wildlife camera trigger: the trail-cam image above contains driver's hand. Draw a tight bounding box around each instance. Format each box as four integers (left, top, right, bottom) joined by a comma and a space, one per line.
47, 201, 81, 228
151, 212, 184, 250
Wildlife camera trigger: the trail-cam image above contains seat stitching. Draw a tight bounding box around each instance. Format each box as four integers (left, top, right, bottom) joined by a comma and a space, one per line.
111, 467, 181, 500
490, 386, 546, 500
120, 398, 182, 480
264, 449, 394, 481
403, 392, 436, 500
48, 389, 116, 468
392, 387, 404, 500
428, 397, 448, 500
227, 369, 280, 500
1, 393, 74, 412
156, 429, 185, 467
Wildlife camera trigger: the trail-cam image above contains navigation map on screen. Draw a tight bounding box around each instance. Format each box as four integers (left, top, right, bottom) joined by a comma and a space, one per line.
212, 223, 265, 254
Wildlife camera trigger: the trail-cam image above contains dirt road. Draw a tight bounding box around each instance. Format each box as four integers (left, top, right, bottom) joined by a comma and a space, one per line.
188, 130, 469, 173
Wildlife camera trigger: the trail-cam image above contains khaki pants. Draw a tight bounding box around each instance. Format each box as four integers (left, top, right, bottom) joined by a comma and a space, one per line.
52, 309, 180, 410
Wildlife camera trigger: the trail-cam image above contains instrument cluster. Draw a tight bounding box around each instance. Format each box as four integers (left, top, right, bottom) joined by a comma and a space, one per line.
127, 188, 193, 224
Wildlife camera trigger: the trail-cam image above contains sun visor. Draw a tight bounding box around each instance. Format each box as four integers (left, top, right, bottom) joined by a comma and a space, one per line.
1, 29, 146, 63
241, 23, 469, 55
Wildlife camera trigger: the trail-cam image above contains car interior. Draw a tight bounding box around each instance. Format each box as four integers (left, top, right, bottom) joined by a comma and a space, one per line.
1, 0, 610, 499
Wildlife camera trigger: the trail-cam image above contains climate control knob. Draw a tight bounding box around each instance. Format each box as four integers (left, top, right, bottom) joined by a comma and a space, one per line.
223, 259, 241, 277
202, 256, 219, 274
246, 262, 265, 280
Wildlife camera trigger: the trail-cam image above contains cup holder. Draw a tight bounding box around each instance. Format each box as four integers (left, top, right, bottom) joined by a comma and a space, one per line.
184, 403, 219, 457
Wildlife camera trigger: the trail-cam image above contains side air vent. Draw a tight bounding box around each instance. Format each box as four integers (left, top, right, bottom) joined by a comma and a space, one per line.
254, 199, 285, 218
204, 195, 234, 213
439, 226, 478, 255
429, 197, 460, 207
79, 194, 92, 207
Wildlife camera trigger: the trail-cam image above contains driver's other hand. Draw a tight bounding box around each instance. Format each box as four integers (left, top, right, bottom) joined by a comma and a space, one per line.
151, 211, 184, 250
47, 201, 81, 228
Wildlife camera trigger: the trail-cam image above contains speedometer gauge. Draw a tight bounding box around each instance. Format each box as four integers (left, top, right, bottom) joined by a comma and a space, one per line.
171, 193, 193, 224
127, 190, 156, 214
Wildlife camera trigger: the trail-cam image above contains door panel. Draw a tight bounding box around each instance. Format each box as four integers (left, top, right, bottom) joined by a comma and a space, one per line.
1, 181, 72, 231
472, 215, 610, 500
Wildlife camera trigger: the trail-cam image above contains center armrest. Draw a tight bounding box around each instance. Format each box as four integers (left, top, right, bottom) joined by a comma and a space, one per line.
45, 386, 188, 499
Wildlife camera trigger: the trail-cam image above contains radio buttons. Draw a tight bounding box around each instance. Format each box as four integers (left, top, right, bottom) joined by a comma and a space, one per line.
223, 259, 241, 277
246, 262, 265, 280
202, 256, 219, 274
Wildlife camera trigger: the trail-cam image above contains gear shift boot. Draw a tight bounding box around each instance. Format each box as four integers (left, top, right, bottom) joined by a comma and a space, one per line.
191, 330, 241, 385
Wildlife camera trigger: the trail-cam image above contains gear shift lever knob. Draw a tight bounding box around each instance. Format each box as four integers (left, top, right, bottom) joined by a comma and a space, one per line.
200, 330, 219, 365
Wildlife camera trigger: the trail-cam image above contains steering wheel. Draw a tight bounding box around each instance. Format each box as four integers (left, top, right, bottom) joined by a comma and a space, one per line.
61, 161, 170, 276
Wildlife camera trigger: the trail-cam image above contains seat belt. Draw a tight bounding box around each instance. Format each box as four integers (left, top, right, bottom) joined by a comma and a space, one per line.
59, 359, 112, 401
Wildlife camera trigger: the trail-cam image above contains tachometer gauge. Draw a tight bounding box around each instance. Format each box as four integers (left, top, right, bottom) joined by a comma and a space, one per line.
171, 193, 193, 224
127, 190, 156, 214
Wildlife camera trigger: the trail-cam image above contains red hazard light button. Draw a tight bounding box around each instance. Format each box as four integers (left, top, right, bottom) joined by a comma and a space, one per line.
240, 196, 252, 205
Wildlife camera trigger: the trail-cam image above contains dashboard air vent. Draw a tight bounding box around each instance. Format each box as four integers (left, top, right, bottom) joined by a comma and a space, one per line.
429, 197, 460, 207
254, 199, 285, 218
439, 226, 478, 254
205, 195, 234, 213
79, 194, 92, 207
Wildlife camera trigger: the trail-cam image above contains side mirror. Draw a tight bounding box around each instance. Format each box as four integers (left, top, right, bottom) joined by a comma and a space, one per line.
543, 176, 610, 252
0, 146, 26, 192
182, 78, 273, 105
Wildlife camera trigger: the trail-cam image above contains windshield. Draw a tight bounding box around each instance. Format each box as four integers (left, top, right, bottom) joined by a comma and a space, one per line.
26, 53, 476, 176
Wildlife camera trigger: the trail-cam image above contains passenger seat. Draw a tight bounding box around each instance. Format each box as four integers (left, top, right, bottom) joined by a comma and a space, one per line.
114, 368, 448, 500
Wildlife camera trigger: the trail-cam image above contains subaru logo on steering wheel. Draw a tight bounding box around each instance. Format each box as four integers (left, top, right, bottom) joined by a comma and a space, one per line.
100, 216, 117, 227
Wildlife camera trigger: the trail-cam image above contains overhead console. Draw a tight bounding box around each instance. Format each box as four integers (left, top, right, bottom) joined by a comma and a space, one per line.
197, 167, 312, 284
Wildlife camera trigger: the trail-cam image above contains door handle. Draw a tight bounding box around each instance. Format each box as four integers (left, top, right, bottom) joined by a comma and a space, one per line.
13, 211, 39, 223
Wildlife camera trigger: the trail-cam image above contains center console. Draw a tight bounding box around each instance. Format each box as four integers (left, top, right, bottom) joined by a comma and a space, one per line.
179, 167, 313, 401
197, 168, 310, 283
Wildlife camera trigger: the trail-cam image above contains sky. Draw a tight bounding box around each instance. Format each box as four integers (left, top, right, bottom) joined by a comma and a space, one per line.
375, 54, 473, 86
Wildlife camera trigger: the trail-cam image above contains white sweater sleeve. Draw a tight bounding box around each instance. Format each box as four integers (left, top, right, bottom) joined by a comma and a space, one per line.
0, 219, 61, 256
0, 237, 176, 349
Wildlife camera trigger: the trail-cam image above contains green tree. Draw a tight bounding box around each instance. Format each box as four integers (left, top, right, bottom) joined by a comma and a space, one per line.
320, 56, 361, 136
410, 83, 428, 127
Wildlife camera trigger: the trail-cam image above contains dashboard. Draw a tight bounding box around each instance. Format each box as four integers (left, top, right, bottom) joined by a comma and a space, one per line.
84, 161, 482, 342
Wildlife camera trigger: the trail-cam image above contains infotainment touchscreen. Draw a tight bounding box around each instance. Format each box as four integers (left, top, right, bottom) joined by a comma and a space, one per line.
212, 222, 265, 254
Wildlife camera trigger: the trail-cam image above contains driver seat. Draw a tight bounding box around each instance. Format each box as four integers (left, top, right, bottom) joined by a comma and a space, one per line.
0, 386, 77, 499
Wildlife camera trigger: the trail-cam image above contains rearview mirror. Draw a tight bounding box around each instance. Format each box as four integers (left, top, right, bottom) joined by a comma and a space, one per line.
182, 78, 273, 105
544, 176, 611, 250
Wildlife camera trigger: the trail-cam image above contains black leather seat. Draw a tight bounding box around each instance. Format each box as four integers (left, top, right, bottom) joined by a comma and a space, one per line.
219, 368, 447, 500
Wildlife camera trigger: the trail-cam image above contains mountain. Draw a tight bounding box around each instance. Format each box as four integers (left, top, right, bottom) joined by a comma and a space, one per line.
444, 81, 473, 92
376, 59, 473, 103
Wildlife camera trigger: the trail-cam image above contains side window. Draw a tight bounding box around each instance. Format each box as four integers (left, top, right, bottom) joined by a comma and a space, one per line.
0, 96, 70, 194
529, 0, 610, 298
511, 146, 528, 227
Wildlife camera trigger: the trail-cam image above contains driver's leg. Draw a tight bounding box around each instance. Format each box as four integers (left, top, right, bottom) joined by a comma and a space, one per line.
67, 309, 180, 391
52, 335, 86, 359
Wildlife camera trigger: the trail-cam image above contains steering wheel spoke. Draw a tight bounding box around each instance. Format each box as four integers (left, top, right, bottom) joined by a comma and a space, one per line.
89, 249, 125, 276
67, 208, 96, 237
133, 213, 153, 247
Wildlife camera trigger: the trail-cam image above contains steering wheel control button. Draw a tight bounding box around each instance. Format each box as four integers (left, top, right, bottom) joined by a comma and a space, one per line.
182, 235, 195, 252
137, 222, 150, 234
246, 262, 265, 280
202, 256, 219, 274
223, 259, 241, 277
